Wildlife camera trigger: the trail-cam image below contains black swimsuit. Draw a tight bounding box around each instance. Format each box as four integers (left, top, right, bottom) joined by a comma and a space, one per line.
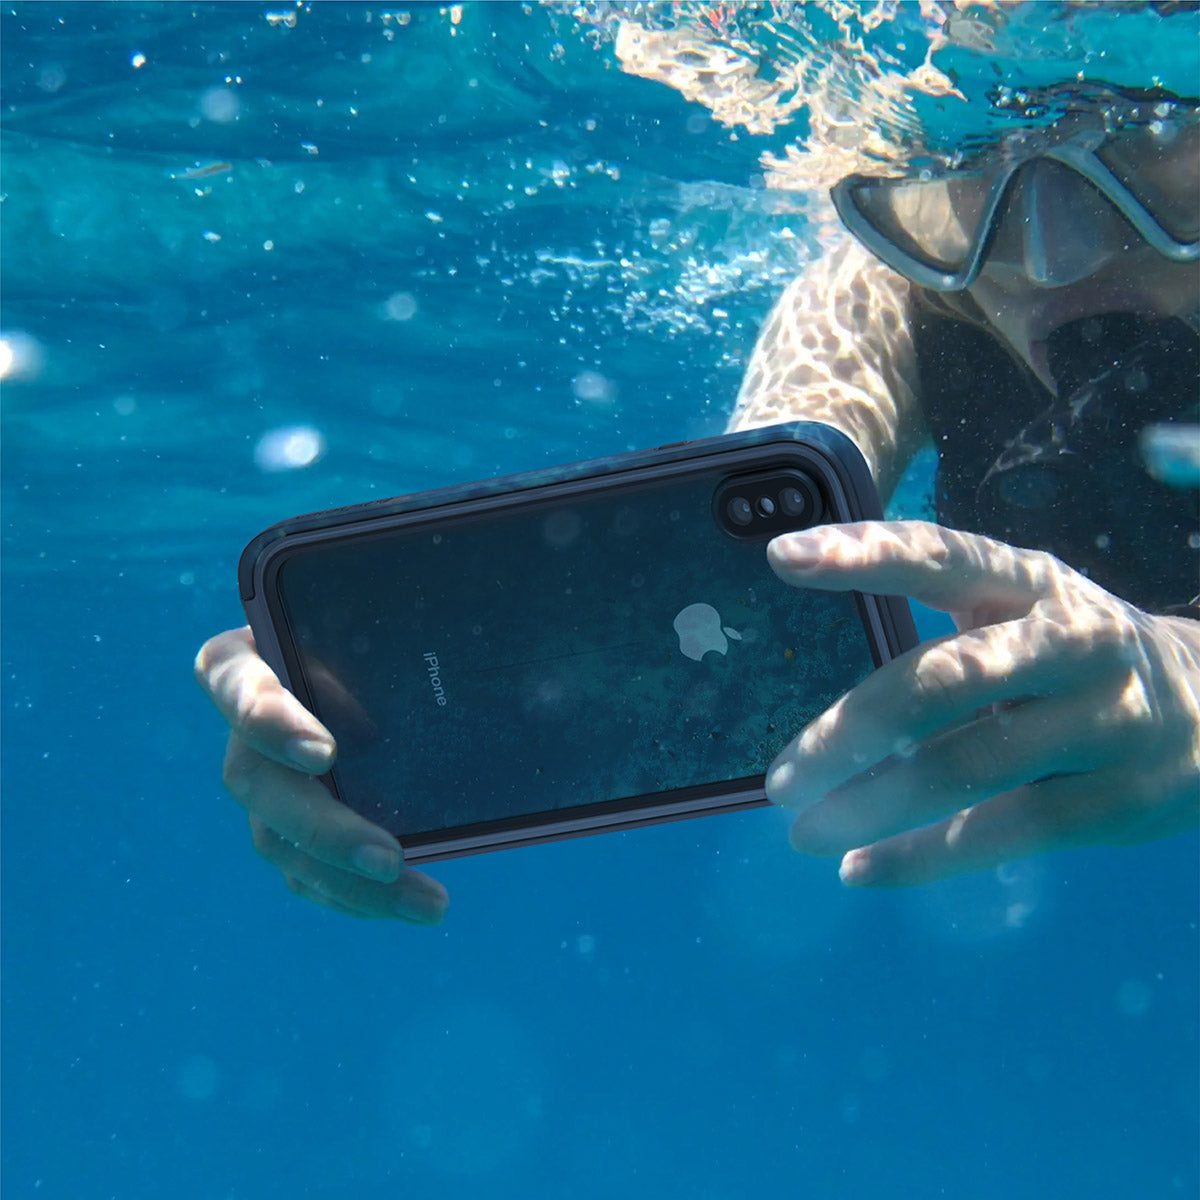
912, 301, 1199, 614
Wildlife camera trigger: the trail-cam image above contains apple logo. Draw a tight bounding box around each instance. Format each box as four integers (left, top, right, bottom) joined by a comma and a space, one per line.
672, 602, 743, 662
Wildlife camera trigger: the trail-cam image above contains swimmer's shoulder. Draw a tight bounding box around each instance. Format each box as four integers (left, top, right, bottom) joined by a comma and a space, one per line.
729, 233, 925, 496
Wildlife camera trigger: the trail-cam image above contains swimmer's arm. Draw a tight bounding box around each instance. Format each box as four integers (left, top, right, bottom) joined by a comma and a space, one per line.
726, 233, 926, 504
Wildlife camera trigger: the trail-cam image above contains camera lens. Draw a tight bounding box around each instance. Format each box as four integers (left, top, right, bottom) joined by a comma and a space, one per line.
727, 496, 753, 526
779, 486, 808, 516
755, 495, 776, 517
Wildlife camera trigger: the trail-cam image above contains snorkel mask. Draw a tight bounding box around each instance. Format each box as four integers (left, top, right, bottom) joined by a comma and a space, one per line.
831, 95, 1200, 292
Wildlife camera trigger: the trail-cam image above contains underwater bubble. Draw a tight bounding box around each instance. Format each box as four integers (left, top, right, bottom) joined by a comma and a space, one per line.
239, 1068, 284, 1113
859, 1047, 891, 1082
1140, 423, 1200, 488
612, 506, 640, 536
533, 677, 564, 708
994, 862, 1024, 886
383, 291, 418, 321
1124, 366, 1149, 393
1117, 978, 1152, 1017
177, 1054, 220, 1102
200, 86, 239, 123
0, 331, 44, 382
37, 63, 66, 92
572, 370, 615, 405
704, 815, 851, 964
382, 1003, 547, 1177
912, 858, 1047, 943
542, 510, 582, 548
253, 425, 326, 472
1024, 1054, 1052, 1083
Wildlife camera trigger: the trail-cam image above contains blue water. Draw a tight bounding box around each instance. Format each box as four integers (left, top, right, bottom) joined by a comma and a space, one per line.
2, 4, 1197, 1198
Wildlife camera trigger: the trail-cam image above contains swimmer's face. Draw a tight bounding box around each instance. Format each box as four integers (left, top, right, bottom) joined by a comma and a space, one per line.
965, 120, 1199, 388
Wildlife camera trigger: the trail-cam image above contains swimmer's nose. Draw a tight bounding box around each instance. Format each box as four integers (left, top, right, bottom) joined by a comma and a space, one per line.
991, 158, 1131, 287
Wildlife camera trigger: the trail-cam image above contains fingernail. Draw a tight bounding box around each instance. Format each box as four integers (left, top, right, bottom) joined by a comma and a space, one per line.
764, 759, 795, 801
351, 843, 403, 882
772, 531, 820, 570
839, 850, 870, 886
395, 878, 449, 924
286, 735, 335, 773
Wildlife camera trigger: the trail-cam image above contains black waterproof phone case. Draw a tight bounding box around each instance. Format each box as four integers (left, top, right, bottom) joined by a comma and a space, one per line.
238, 423, 918, 862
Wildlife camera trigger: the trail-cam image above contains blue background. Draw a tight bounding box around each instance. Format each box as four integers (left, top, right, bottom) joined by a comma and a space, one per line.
3, 4, 1196, 1197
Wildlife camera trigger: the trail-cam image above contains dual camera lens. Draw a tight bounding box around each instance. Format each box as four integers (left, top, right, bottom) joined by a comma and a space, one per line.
726, 486, 808, 526
714, 471, 823, 539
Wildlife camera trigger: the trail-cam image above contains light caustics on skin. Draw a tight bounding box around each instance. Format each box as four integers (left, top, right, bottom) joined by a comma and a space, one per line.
726, 236, 923, 503
580, 3, 1200, 499
574, 4, 994, 498
760, 521, 1200, 877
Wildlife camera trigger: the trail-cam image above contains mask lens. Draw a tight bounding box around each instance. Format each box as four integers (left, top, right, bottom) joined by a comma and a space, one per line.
848, 170, 995, 272
1096, 121, 1200, 242
987, 159, 1129, 287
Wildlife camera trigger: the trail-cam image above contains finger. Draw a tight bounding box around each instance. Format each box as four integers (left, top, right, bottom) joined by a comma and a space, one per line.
768, 521, 1072, 625
787, 683, 1124, 856
257, 819, 448, 923
305, 659, 378, 745
834, 772, 1140, 888
765, 609, 1125, 810
763, 583, 1137, 816
195, 626, 335, 774
225, 735, 406, 884
285, 876, 372, 919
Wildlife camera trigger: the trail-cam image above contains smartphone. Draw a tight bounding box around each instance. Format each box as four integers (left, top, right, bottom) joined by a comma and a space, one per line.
239, 422, 918, 863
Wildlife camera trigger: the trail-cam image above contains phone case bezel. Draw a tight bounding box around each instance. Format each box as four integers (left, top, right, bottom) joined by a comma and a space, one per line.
239, 422, 918, 862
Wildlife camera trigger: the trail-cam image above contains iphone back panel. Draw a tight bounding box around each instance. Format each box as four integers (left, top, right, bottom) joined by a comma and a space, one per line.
238, 423, 918, 862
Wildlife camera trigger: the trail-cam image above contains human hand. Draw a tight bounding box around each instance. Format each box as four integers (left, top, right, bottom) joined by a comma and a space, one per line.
194, 626, 449, 921
764, 521, 1200, 886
